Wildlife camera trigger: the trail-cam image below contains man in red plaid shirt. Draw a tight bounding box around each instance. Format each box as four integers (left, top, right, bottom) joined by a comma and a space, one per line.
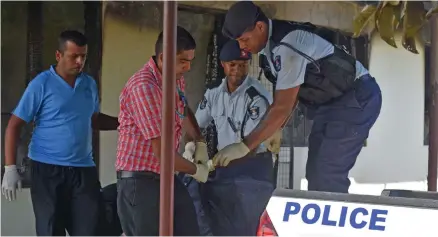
116, 26, 210, 236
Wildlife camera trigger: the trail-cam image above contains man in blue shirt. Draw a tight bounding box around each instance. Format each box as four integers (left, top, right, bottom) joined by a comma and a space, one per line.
2, 30, 119, 236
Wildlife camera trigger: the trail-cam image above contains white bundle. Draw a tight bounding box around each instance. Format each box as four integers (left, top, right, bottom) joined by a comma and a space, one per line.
182, 141, 196, 162
183, 141, 215, 171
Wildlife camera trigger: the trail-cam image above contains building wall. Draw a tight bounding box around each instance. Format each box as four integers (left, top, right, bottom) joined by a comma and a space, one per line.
1, 2, 34, 236
180, 1, 366, 34
1, 2, 85, 235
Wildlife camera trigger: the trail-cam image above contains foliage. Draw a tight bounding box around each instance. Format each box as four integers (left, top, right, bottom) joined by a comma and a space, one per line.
353, 1, 438, 54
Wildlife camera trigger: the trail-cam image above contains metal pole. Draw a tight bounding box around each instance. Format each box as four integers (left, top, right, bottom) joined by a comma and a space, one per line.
160, 1, 177, 235
84, 0, 102, 176
428, 15, 438, 192
288, 123, 294, 189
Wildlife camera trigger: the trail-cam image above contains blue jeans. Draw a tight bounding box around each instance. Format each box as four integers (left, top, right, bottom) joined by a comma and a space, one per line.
305, 74, 382, 193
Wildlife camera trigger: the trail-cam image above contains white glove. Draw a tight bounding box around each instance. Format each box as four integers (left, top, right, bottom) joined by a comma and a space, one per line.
182, 142, 196, 162
2, 165, 22, 201
190, 163, 210, 183
212, 142, 250, 167
263, 130, 283, 155
194, 141, 209, 164
206, 160, 215, 172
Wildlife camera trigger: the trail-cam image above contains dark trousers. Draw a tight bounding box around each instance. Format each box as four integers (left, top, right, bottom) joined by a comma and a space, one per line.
30, 160, 101, 236
201, 177, 274, 236
117, 172, 200, 236
306, 75, 382, 193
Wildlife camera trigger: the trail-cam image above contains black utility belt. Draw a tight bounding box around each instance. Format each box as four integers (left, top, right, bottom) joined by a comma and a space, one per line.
117, 170, 161, 180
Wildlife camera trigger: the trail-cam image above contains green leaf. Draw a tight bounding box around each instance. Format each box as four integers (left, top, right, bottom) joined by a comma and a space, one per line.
402, 1, 426, 37
401, 1, 425, 54
352, 4, 378, 37
376, 2, 398, 48
402, 34, 419, 54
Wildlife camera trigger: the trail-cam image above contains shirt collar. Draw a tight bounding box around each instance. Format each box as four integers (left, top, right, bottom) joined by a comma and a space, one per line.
146, 56, 184, 88
49, 65, 83, 88
221, 75, 250, 94
146, 57, 163, 87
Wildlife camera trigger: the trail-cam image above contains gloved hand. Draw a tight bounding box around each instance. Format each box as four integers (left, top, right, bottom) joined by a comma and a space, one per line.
190, 163, 210, 183
1, 165, 22, 201
182, 142, 196, 162
212, 142, 250, 167
263, 130, 283, 155
206, 160, 215, 172
183, 142, 215, 172
193, 141, 209, 164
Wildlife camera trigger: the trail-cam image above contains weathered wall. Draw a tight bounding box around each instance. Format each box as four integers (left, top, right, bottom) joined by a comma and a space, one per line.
1, 2, 85, 235
1, 2, 33, 236
42, 2, 85, 68
180, 1, 362, 33
99, 3, 214, 186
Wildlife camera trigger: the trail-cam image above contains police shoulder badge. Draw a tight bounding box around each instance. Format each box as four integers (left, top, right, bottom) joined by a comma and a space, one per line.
274, 55, 281, 72
249, 106, 260, 120
199, 96, 207, 110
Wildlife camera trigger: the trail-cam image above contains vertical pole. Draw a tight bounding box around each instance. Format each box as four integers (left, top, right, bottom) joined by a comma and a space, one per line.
160, 1, 177, 236
428, 15, 438, 192
288, 123, 294, 189
271, 84, 279, 188
84, 0, 102, 175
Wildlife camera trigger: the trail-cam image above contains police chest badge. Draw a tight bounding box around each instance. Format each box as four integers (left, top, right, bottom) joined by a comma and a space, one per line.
199, 96, 207, 110
249, 106, 260, 120
274, 55, 281, 72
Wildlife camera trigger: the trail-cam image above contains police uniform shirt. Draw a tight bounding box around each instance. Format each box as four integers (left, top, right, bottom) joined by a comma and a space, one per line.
262, 19, 369, 91
195, 76, 273, 153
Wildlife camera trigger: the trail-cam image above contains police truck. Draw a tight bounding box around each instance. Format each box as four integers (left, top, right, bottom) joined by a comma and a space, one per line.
257, 188, 438, 236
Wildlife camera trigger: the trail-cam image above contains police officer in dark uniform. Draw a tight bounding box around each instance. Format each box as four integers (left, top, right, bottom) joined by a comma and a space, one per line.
213, 1, 382, 193
193, 40, 275, 235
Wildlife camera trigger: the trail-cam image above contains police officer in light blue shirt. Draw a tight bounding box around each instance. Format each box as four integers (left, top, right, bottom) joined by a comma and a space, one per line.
215, 1, 382, 194
192, 40, 275, 236
2, 30, 119, 236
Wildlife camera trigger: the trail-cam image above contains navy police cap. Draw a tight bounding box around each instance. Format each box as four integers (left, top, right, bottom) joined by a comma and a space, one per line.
222, 1, 260, 39
220, 40, 252, 62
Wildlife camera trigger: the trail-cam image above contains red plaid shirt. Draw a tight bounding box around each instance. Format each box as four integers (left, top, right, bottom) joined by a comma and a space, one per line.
116, 57, 185, 173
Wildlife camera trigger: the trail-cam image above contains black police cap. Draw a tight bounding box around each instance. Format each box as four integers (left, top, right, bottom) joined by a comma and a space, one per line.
222, 1, 260, 39
220, 40, 252, 62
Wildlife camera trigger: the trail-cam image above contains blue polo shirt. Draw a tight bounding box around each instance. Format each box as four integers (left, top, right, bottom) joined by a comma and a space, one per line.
13, 65, 100, 167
